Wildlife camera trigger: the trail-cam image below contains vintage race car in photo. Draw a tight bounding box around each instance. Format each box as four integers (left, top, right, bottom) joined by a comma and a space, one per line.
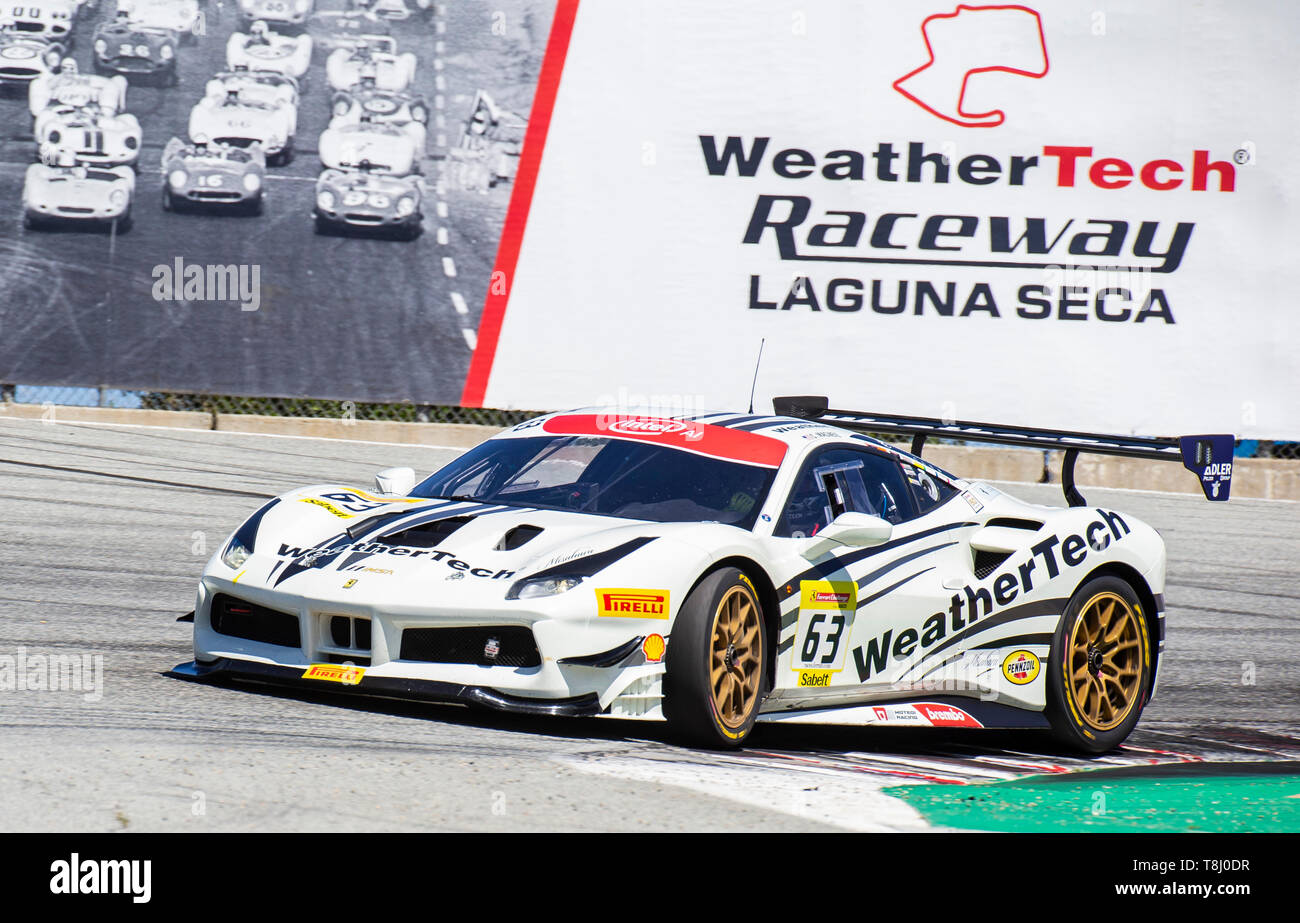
114, 0, 201, 42
325, 34, 414, 93
92, 18, 178, 84
23, 153, 134, 229
0, 32, 64, 86
35, 103, 142, 167
190, 69, 298, 165
319, 114, 420, 174
174, 398, 1235, 753
227, 20, 312, 78
236, 0, 313, 31
329, 83, 427, 152
160, 135, 264, 213
305, 9, 388, 55
312, 164, 421, 237
0, 0, 76, 44
349, 0, 431, 22
29, 63, 128, 115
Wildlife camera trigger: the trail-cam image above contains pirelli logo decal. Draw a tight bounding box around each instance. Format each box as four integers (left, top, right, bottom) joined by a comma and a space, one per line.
301, 664, 365, 685
596, 588, 670, 619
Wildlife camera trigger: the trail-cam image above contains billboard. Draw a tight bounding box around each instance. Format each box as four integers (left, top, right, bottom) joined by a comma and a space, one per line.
470, 0, 1299, 438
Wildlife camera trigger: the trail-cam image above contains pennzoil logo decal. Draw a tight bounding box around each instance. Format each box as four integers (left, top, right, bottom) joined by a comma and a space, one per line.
302, 664, 365, 685
596, 588, 670, 619
1002, 650, 1041, 685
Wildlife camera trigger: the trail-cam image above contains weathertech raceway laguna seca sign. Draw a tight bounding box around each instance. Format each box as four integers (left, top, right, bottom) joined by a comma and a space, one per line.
464, 0, 1298, 439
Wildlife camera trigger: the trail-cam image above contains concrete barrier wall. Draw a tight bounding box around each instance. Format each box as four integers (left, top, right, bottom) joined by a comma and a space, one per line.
3, 402, 1295, 500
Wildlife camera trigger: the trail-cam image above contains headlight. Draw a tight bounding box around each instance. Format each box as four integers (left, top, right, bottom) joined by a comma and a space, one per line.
94, 39, 107, 54
160, 44, 174, 60
191, 132, 209, 143
316, 189, 335, 210
169, 169, 187, 188
222, 535, 252, 570
506, 575, 586, 600
220, 498, 280, 571
108, 189, 126, 208
242, 172, 261, 192
135, 43, 149, 57
394, 195, 414, 217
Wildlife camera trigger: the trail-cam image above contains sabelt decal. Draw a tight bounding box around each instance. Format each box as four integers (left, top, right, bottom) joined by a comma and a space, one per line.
792, 580, 856, 676
300, 497, 354, 518
914, 702, 983, 727
302, 664, 365, 685
542, 414, 787, 468
597, 588, 670, 619
851, 509, 1131, 681
1001, 649, 1041, 684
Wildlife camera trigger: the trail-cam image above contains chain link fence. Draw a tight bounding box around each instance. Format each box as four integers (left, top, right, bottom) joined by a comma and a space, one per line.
2, 384, 1297, 458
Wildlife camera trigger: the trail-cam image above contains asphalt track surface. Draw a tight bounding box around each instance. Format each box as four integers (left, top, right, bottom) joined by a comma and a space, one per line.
0, 416, 1297, 831
0, 1, 551, 402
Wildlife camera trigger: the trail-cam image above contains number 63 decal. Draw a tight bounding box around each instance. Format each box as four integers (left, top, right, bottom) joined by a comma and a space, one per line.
792, 580, 856, 673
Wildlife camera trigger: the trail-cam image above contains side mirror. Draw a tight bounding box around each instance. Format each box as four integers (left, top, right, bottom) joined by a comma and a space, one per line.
801, 512, 893, 559
374, 466, 415, 497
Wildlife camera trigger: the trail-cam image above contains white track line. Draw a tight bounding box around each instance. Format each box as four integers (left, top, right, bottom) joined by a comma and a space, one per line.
436, 227, 449, 245
461, 327, 477, 350
450, 292, 468, 315
441, 256, 457, 277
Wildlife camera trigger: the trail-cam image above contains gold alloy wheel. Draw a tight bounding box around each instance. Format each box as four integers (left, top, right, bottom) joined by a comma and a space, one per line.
709, 585, 762, 730
1066, 590, 1144, 731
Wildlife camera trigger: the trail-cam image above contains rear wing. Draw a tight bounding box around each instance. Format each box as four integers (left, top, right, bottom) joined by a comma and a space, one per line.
772, 396, 1234, 506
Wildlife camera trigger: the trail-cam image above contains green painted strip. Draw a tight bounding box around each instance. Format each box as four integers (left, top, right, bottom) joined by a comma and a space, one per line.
886, 771, 1300, 832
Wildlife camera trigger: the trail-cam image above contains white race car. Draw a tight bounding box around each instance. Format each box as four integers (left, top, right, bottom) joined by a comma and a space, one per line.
236, 0, 312, 31
174, 399, 1235, 752
114, 0, 201, 42
0, 0, 76, 44
35, 103, 142, 167
325, 34, 414, 93
0, 33, 65, 86
29, 63, 127, 117
319, 116, 419, 175
329, 83, 427, 154
227, 20, 312, 78
349, 0, 430, 21
190, 69, 298, 165
23, 153, 134, 229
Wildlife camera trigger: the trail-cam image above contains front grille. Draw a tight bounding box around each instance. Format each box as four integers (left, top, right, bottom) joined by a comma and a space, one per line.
400, 626, 540, 668
210, 593, 301, 648
344, 213, 385, 224
0, 68, 39, 78
190, 191, 244, 201
56, 206, 94, 214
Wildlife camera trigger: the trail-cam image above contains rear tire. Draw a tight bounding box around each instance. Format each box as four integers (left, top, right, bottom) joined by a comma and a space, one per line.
664, 567, 767, 749
1045, 575, 1152, 753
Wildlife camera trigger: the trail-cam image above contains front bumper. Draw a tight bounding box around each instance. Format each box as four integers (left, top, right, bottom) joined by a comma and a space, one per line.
314, 205, 420, 231
172, 658, 603, 716
96, 54, 173, 75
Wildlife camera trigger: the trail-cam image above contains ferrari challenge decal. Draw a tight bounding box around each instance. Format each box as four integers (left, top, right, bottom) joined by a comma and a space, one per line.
596, 588, 670, 619
540, 414, 788, 467
792, 580, 856, 685
1002, 650, 1041, 685
302, 664, 365, 685
851, 509, 1131, 681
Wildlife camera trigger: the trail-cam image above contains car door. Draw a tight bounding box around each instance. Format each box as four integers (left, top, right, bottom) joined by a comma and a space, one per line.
760, 443, 976, 708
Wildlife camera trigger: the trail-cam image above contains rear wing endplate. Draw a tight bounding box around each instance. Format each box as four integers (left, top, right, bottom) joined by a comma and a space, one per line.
772, 396, 1234, 506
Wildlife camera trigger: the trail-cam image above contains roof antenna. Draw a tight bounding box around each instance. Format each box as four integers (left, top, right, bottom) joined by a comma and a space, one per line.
747, 338, 766, 414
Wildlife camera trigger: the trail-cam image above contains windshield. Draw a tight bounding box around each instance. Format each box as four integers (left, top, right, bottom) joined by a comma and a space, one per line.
412, 435, 777, 528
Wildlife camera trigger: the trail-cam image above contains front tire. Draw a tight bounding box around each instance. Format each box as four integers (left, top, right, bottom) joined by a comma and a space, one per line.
1046, 576, 1152, 753
664, 567, 766, 749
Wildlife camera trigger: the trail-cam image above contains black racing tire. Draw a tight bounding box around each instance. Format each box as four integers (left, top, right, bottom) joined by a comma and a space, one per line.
1045, 575, 1153, 754
313, 214, 333, 235
113, 209, 133, 233
161, 187, 175, 211
663, 567, 767, 749
247, 194, 264, 216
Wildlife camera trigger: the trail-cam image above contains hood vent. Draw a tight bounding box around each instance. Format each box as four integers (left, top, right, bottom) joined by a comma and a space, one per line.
382, 516, 474, 548
985, 517, 1043, 531
496, 524, 543, 551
